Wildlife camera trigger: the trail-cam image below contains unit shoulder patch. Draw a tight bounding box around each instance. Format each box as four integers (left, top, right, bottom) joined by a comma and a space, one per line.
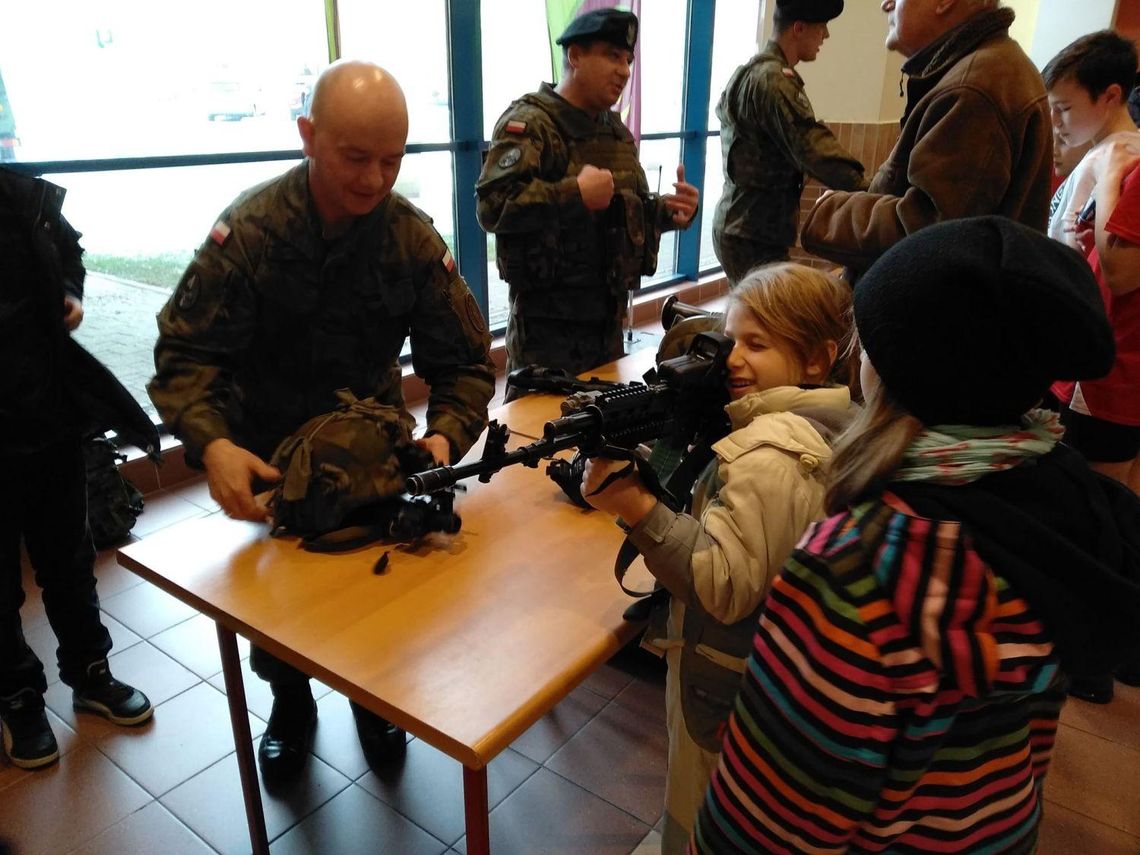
498, 147, 523, 169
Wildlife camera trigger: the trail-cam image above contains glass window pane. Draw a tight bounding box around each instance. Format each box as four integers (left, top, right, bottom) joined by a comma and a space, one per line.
708, 1, 762, 130
338, 0, 451, 145
0, 0, 327, 162
481, 1, 552, 139
639, 0, 687, 134
700, 135, 724, 272
638, 137, 681, 284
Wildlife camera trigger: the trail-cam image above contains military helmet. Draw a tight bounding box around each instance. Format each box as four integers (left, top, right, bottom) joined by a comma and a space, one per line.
268, 390, 435, 537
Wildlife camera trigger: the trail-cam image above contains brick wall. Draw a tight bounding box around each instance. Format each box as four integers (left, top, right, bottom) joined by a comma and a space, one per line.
789, 120, 901, 269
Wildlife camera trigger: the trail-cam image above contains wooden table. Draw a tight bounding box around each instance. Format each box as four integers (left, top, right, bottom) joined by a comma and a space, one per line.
117, 349, 660, 855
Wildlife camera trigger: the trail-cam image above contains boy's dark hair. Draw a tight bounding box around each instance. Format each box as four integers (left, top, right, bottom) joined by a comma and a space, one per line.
1043, 30, 1139, 100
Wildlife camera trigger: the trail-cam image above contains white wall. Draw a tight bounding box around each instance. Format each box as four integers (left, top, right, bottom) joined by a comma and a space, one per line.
1029, 0, 1118, 68
758, 0, 901, 123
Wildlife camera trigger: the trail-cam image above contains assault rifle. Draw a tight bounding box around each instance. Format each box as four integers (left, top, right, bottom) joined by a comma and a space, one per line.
406, 331, 733, 506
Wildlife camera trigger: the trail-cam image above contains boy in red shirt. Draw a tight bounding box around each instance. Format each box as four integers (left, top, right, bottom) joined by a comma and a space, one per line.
1044, 31, 1140, 702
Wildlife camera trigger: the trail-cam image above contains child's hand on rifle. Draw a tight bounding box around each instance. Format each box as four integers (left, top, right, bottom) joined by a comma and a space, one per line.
582, 457, 658, 526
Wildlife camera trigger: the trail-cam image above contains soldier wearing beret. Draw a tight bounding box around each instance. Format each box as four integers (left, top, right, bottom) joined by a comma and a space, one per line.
477, 8, 699, 392
713, 0, 866, 285
149, 61, 494, 782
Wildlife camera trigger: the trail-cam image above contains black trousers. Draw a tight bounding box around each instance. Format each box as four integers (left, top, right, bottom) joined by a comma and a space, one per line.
0, 439, 112, 696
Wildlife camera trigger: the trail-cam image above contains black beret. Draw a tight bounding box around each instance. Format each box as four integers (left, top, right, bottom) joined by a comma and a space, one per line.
855, 217, 1115, 426
776, 0, 844, 24
556, 8, 638, 50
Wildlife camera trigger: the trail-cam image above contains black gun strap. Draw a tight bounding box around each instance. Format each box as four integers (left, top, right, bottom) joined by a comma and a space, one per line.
612, 436, 718, 599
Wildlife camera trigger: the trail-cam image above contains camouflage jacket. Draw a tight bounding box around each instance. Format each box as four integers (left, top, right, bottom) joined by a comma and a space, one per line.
149, 163, 494, 465
0, 168, 85, 453
713, 41, 866, 250
476, 83, 685, 370
801, 8, 1052, 273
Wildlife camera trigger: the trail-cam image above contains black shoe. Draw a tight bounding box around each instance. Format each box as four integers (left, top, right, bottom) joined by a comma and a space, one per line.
73, 660, 154, 725
1, 689, 59, 770
258, 693, 317, 781
1069, 673, 1114, 704
350, 702, 406, 767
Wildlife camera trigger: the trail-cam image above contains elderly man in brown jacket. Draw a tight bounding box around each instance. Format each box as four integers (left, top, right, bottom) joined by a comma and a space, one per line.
801, 0, 1052, 274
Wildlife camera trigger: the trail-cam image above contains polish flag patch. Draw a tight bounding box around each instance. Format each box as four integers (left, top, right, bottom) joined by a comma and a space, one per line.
209, 221, 232, 246
505, 120, 527, 134
441, 249, 455, 273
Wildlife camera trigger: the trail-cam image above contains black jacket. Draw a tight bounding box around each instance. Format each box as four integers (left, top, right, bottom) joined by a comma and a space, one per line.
0, 167, 85, 453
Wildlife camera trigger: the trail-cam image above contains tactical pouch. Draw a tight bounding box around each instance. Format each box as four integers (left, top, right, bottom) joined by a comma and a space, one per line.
603, 191, 649, 293
83, 435, 145, 549
640, 194, 663, 277
497, 231, 561, 287
268, 390, 435, 538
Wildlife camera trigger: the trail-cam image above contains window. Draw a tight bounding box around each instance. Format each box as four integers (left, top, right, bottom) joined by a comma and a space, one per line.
12, 3, 730, 426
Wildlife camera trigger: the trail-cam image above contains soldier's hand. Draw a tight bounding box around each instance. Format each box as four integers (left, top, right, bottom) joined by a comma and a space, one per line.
581, 457, 656, 526
664, 164, 698, 226
417, 433, 451, 466
202, 438, 282, 522
577, 164, 615, 211
62, 296, 84, 331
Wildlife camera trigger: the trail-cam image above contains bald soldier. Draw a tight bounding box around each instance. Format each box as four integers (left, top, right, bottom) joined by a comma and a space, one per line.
713, 0, 866, 284
149, 61, 494, 780
477, 9, 699, 390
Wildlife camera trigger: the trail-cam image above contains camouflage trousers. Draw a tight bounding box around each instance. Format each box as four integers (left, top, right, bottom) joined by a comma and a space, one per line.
712, 227, 789, 287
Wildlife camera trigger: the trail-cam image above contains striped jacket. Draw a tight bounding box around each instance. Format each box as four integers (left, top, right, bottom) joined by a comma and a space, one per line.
690, 492, 1063, 854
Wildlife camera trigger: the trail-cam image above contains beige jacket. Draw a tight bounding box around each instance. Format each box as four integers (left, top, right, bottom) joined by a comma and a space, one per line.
630, 384, 854, 750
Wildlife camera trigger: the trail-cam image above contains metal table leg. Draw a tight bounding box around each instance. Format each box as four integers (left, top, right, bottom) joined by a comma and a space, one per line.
217, 624, 270, 855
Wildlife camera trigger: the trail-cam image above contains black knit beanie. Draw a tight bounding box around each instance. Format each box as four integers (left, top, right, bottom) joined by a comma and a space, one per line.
854, 217, 1115, 426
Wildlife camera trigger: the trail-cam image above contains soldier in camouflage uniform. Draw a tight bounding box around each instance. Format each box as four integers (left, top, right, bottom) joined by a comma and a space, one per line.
713, 0, 866, 285
477, 8, 699, 392
149, 61, 494, 781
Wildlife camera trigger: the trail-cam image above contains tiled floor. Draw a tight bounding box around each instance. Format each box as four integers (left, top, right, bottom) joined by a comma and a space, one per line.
5, 486, 1140, 854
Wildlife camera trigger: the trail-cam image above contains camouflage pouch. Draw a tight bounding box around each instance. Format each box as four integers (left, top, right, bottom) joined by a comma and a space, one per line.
268, 390, 435, 538
603, 191, 647, 294
83, 435, 145, 549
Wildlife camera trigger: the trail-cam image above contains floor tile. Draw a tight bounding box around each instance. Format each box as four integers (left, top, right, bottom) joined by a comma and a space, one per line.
1060, 683, 1140, 753
358, 739, 538, 847
69, 800, 215, 855
0, 745, 151, 855
43, 641, 199, 735
1038, 799, 1140, 855
579, 642, 663, 701
632, 827, 663, 854
272, 783, 448, 855
129, 490, 210, 538
1045, 722, 1140, 837
509, 684, 608, 765
151, 611, 249, 679
611, 663, 667, 725
162, 745, 351, 855
94, 681, 264, 797
93, 545, 147, 598
546, 700, 668, 826
454, 767, 651, 855
99, 579, 199, 639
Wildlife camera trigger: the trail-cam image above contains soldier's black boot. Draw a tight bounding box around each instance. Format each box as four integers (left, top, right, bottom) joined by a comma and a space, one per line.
1069, 673, 1114, 704
1, 689, 59, 770
258, 685, 317, 781
350, 701, 406, 767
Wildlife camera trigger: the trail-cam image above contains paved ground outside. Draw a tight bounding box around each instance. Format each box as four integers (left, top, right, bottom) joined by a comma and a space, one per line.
72, 272, 172, 422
